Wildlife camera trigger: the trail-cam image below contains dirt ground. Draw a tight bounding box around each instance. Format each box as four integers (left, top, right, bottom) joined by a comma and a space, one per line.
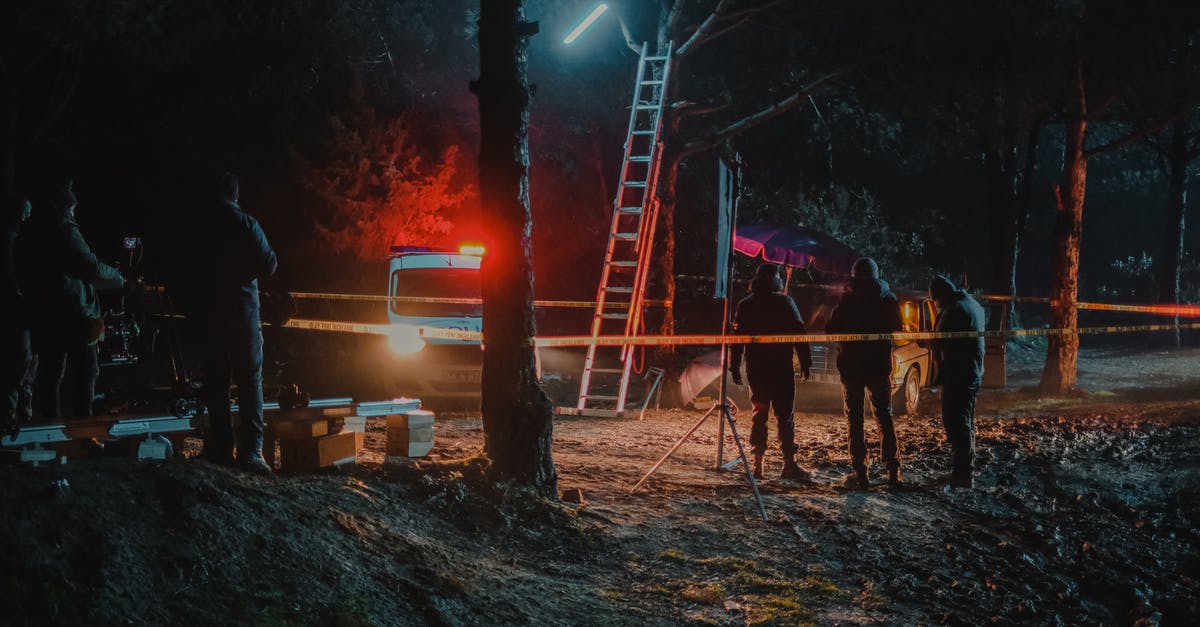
2, 340, 1198, 625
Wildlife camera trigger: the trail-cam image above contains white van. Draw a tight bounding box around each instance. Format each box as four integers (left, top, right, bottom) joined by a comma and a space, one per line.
384, 246, 484, 402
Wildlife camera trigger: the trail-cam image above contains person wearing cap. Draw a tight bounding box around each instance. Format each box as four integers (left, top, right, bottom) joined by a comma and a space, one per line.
15, 180, 124, 418
2, 194, 33, 428
179, 172, 277, 473
729, 263, 814, 481
826, 257, 904, 488
928, 275, 985, 488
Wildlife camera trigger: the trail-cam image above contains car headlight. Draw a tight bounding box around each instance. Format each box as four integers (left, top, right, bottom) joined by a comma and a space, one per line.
387, 325, 426, 355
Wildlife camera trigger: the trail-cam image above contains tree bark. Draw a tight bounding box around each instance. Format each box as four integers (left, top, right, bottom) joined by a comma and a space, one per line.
1011, 124, 1040, 329
985, 135, 1020, 327
1155, 120, 1190, 306
473, 0, 556, 495
1040, 81, 1087, 392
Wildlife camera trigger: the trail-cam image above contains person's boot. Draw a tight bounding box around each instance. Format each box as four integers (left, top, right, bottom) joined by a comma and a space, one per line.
752, 453, 764, 480
780, 455, 814, 482
842, 463, 869, 489
238, 452, 273, 475
886, 466, 903, 487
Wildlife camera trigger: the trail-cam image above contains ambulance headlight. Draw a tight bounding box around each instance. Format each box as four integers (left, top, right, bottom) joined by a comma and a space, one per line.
387, 325, 426, 355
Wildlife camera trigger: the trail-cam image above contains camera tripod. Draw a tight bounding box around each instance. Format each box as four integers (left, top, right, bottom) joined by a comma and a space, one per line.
628, 302, 768, 522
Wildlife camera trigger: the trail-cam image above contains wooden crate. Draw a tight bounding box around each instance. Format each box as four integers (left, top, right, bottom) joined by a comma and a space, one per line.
278, 431, 358, 471
385, 410, 435, 458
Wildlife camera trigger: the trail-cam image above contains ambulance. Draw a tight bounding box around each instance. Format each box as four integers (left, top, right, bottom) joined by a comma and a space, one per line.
384, 245, 485, 403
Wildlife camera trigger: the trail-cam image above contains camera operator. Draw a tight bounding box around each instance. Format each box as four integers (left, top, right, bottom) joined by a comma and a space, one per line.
16, 180, 124, 419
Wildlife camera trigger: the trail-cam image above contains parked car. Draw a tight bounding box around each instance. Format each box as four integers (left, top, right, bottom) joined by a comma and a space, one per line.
800, 286, 938, 415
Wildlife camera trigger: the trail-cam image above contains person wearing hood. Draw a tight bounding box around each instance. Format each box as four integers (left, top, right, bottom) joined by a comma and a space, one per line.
929, 275, 985, 488
826, 257, 904, 488
182, 172, 277, 473
2, 193, 33, 428
729, 263, 814, 481
15, 180, 124, 419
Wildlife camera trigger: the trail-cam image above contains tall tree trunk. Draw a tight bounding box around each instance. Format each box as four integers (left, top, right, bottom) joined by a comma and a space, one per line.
1040, 87, 1087, 393
473, 0, 557, 494
986, 135, 1020, 328
1012, 124, 1040, 328
1155, 121, 1189, 306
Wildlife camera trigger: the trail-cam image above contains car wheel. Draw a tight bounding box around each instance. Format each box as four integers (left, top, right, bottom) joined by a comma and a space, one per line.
893, 366, 920, 416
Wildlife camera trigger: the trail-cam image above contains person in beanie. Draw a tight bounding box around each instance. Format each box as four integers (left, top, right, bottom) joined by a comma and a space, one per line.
182, 172, 277, 473
16, 180, 124, 418
2, 194, 32, 428
729, 263, 813, 481
929, 275, 986, 488
826, 257, 904, 488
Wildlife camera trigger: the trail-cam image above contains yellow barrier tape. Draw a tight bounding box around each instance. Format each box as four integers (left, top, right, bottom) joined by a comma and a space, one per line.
281, 318, 1200, 347
979, 295, 1200, 317
289, 291, 671, 309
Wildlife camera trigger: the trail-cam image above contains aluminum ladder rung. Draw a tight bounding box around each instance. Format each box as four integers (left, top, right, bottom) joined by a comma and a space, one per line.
572, 41, 673, 418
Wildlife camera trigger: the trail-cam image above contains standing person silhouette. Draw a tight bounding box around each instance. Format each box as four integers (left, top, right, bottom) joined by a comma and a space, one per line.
729, 263, 813, 481
826, 257, 904, 488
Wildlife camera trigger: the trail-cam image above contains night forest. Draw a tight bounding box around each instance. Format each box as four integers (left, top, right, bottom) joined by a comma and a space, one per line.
2, 1, 1200, 624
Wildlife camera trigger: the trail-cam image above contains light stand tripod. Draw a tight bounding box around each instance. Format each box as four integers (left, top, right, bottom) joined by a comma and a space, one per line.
628, 155, 767, 522
627, 301, 768, 521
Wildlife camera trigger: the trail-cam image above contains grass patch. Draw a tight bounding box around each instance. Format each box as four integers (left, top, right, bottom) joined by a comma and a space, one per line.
680, 583, 726, 606
597, 588, 627, 603
659, 547, 686, 560
745, 593, 817, 626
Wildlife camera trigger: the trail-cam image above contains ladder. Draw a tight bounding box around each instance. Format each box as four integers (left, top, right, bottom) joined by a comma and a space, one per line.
564, 42, 673, 418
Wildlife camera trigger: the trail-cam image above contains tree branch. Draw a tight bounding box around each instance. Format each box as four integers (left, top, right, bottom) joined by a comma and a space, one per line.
1086, 99, 1200, 157
677, 0, 786, 57
614, 8, 642, 54
670, 91, 733, 118
676, 0, 730, 57
679, 62, 861, 157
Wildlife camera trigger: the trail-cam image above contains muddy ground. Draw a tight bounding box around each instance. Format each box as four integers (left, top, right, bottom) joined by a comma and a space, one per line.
1, 340, 1198, 625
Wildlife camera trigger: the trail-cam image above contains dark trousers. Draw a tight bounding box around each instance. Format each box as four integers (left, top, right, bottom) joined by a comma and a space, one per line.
37, 342, 99, 419
200, 320, 265, 458
748, 371, 796, 457
941, 383, 979, 478
2, 327, 32, 423
841, 375, 899, 470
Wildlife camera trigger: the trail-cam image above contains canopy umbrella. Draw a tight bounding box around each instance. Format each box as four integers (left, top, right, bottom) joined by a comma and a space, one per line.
732, 223, 860, 276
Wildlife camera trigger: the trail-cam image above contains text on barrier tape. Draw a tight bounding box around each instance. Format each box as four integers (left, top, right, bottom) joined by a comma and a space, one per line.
281, 318, 1200, 346
289, 292, 671, 309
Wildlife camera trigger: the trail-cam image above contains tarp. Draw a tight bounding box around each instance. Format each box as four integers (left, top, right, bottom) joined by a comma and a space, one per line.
733, 223, 860, 276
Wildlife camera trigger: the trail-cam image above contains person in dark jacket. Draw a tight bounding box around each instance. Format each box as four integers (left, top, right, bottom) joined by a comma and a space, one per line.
929, 275, 986, 488
16, 181, 124, 419
729, 264, 813, 481
183, 172, 277, 473
826, 257, 904, 488
2, 194, 33, 428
